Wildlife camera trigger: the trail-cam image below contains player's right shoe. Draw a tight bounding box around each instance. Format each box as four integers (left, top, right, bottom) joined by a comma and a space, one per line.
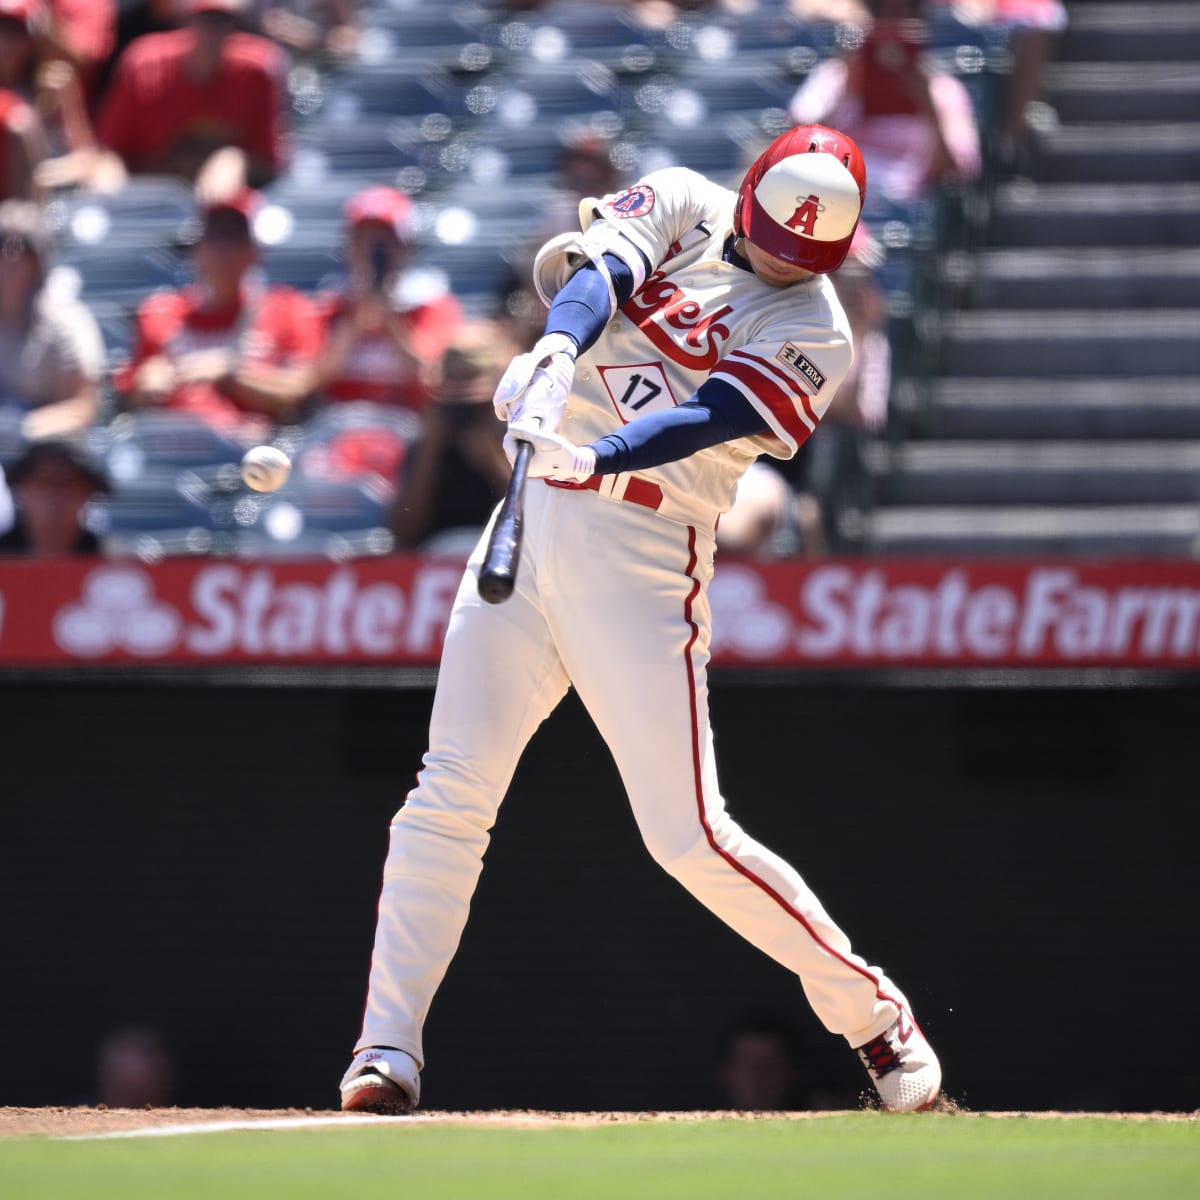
339, 1047, 421, 1115
855, 1011, 942, 1112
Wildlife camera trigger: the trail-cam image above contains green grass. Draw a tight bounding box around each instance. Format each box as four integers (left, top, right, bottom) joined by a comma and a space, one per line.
2, 1114, 1199, 1200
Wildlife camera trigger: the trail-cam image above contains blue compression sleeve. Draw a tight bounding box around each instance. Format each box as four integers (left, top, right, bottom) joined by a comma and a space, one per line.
543, 252, 636, 355
590, 379, 770, 474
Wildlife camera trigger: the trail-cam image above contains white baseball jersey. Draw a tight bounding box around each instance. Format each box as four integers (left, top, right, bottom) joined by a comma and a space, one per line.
351, 164, 918, 1093
540, 166, 854, 525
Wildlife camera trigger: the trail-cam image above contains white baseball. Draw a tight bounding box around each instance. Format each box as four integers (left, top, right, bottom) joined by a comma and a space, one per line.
241, 445, 292, 492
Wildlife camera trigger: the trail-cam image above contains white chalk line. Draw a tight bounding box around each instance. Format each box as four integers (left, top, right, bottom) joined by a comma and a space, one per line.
59, 1112, 563, 1141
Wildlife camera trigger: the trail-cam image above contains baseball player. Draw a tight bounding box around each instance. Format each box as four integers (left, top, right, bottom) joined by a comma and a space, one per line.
340, 125, 942, 1114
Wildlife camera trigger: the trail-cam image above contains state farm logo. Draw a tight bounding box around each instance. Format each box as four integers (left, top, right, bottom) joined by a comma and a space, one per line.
53, 566, 182, 657
707, 564, 1200, 664
49, 561, 462, 661
710, 566, 793, 658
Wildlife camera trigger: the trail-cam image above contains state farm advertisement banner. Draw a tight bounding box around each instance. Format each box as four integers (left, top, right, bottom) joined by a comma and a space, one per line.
2, 557, 1200, 669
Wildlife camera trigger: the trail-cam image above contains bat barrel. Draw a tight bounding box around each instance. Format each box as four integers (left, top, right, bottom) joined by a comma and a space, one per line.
477, 438, 534, 605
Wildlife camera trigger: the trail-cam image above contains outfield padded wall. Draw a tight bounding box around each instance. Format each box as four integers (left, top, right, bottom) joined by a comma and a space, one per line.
0, 681, 1192, 1113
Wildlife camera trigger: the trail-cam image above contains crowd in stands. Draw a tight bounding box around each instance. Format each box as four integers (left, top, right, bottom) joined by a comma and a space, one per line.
0, 0, 1064, 562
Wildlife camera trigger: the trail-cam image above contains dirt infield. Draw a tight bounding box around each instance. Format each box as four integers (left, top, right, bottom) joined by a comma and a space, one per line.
1, 1105, 1196, 1139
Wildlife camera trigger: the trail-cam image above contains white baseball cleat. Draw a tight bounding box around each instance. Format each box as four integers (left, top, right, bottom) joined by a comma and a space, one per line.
340, 1047, 421, 1115
855, 1011, 942, 1112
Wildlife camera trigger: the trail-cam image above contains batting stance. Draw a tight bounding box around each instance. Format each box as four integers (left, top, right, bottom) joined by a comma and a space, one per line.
341, 125, 942, 1114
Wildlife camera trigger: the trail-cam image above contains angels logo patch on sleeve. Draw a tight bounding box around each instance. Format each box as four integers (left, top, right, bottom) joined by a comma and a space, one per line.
606, 185, 656, 219
776, 342, 827, 393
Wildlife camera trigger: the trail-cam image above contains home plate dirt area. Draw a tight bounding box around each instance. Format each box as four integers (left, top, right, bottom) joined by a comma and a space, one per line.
2, 1106, 1196, 1138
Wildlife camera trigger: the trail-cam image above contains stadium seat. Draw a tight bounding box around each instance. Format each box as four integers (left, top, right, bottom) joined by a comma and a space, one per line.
292, 117, 436, 179
234, 475, 398, 560
292, 403, 423, 493
47, 175, 197, 251
103, 411, 248, 490
0, 405, 24, 470
53, 244, 187, 309
318, 64, 478, 122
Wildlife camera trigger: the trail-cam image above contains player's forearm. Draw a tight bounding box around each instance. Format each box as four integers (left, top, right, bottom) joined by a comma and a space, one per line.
542, 252, 635, 356
589, 382, 768, 474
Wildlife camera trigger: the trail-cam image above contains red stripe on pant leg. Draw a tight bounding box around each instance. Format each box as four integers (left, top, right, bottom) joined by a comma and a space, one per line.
680, 526, 900, 1009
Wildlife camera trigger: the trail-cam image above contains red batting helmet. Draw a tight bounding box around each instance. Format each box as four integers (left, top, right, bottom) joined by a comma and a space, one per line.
734, 125, 867, 275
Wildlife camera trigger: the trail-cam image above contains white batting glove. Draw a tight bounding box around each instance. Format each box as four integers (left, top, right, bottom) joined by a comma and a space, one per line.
504, 420, 597, 484
492, 333, 577, 432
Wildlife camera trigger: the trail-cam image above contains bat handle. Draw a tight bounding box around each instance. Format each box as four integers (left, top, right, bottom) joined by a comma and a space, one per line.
477, 435, 535, 605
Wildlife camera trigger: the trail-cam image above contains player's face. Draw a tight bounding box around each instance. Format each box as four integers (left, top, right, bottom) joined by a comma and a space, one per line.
741, 238, 815, 287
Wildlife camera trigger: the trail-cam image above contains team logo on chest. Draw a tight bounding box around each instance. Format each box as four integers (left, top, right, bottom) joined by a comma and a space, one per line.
620, 270, 732, 370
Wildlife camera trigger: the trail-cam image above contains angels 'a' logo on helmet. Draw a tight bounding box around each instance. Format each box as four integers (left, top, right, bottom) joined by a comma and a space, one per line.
786, 194, 826, 236
734, 125, 866, 274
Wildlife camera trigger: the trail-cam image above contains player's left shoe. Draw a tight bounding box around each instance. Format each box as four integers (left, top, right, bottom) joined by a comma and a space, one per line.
855, 1011, 942, 1112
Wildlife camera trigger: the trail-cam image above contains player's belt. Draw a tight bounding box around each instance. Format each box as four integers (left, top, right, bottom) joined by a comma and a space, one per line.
544, 474, 664, 512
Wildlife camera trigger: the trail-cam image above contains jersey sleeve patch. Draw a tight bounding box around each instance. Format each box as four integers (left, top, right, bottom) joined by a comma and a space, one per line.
605, 184, 656, 219
711, 349, 821, 454
776, 342, 827, 393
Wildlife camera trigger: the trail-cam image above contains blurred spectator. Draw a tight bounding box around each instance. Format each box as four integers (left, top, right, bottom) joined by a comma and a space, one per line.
310, 185, 463, 415
715, 1009, 863, 1111
94, 1026, 176, 1108
0, 0, 47, 201
930, 0, 1067, 173
789, 0, 981, 204
40, 0, 117, 99
721, 224, 889, 557
93, 0, 181, 102
392, 320, 512, 553
94, 0, 289, 199
787, 0, 870, 25
257, 0, 359, 65
29, 0, 121, 194
496, 133, 620, 353
0, 199, 105, 440
791, 225, 891, 554
715, 459, 799, 558
0, 434, 107, 554
715, 1011, 804, 1111
115, 189, 321, 442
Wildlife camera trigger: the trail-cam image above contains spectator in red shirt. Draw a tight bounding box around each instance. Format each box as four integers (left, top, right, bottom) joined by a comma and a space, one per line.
310, 186, 463, 415
94, 0, 288, 199
116, 189, 321, 442
41, 0, 116, 100
0, 0, 46, 201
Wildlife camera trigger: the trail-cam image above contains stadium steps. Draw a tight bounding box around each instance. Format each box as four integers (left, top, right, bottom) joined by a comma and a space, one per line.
920, 379, 1200, 441
937, 310, 1200, 377
875, 441, 1200, 507
867, 505, 1200, 558
1055, 2, 1200, 62
866, 0, 1200, 558
1042, 61, 1200, 123
951, 247, 1200, 311
1023, 121, 1200, 184
987, 181, 1200, 247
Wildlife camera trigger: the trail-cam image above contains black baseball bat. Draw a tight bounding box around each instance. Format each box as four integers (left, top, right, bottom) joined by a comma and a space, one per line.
478, 437, 535, 604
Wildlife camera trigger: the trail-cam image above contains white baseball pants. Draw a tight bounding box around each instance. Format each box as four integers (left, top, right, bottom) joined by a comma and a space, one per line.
356, 482, 908, 1068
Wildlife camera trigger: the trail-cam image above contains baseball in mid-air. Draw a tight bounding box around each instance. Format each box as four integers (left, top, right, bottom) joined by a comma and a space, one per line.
240, 445, 292, 492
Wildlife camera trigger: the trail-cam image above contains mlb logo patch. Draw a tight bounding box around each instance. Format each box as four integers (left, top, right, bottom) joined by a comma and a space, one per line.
776, 343, 827, 392
606, 185, 656, 219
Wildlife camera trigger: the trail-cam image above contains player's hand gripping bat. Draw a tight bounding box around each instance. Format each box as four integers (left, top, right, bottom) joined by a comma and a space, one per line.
477, 423, 538, 604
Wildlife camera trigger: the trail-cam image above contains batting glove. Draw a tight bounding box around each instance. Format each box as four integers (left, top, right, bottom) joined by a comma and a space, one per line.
492, 333, 577, 431
504, 420, 597, 484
